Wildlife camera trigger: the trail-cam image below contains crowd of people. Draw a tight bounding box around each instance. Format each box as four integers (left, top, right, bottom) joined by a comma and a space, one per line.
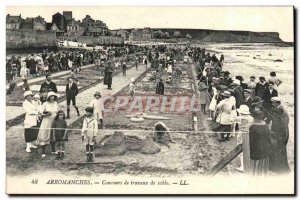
20, 45, 153, 162
18, 44, 292, 174
6, 45, 149, 83
187, 47, 290, 176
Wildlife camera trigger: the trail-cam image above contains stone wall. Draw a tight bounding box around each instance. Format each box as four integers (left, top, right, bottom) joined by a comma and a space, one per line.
6, 29, 56, 49
6, 29, 124, 49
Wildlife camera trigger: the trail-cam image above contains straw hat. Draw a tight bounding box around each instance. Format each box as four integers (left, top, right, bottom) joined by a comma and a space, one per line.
221, 91, 231, 97
237, 105, 251, 115
271, 97, 281, 103
243, 89, 252, 94
94, 91, 101, 97
24, 91, 33, 98
130, 78, 135, 83
33, 94, 40, 99
47, 91, 58, 100
232, 79, 241, 86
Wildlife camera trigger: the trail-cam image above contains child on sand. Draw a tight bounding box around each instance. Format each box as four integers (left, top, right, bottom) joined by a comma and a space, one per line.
89, 92, 104, 129
81, 107, 98, 162
51, 110, 68, 160
129, 78, 135, 100
22, 79, 30, 91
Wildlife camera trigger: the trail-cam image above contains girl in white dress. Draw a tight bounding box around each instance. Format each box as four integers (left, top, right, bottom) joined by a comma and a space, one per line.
208, 83, 218, 120
37, 92, 59, 158
20, 59, 29, 78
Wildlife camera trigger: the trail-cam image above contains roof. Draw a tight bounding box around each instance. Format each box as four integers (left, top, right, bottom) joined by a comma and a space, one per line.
6, 15, 22, 23
53, 12, 63, 16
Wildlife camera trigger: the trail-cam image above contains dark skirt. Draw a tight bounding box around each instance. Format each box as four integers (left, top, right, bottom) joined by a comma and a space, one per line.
55, 131, 68, 142
269, 139, 291, 174
24, 127, 38, 142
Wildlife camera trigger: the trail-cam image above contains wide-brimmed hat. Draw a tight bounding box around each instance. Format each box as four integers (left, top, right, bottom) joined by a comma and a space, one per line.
94, 91, 101, 97
232, 79, 241, 86
235, 76, 244, 81
238, 105, 251, 115
243, 89, 252, 94
224, 71, 230, 76
85, 107, 94, 113
130, 77, 135, 83
251, 96, 264, 105
33, 94, 40, 99
221, 91, 231, 97
271, 97, 281, 103
47, 91, 58, 100
24, 91, 33, 98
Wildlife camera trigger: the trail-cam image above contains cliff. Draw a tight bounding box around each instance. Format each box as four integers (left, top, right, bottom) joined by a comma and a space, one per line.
125, 28, 283, 43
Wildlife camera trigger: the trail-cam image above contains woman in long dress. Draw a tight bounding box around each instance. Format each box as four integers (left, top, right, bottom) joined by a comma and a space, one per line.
208, 83, 220, 120
23, 91, 39, 153
37, 91, 59, 158
249, 110, 270, 176
269, 104, 291, 174
198, 77, 211, 114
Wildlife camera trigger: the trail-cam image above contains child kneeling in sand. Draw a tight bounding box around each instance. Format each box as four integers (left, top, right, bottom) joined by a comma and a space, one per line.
81, 107, 98, 162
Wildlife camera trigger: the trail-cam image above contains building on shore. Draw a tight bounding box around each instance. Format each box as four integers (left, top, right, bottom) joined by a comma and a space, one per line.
82, 15, 109, 36
129, 27, 153, 41
63, 11, 72, 26
19, 18, 33, 30
111, 29, 130, 41
6, 14, 22, 29
66, 18, 85, 37
32, 16, 47, 30
52, 12, 66, 32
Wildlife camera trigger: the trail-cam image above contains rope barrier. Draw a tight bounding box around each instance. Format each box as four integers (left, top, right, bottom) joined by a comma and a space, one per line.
9, 126, 249, 134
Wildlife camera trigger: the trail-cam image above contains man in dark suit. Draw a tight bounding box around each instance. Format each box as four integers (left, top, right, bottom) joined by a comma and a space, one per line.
104, 62, 113, 90
242, 89, 253, 108
224, 71, 233, 86
39, 74, 57, 93
262, 81, 278, 113
66, 77, 80, 118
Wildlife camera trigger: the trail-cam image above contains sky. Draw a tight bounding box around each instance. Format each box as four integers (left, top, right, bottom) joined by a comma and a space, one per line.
6, 6, 294, 42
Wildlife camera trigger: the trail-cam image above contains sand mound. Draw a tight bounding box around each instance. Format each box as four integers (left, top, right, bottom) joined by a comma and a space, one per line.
95, 131, 161, 156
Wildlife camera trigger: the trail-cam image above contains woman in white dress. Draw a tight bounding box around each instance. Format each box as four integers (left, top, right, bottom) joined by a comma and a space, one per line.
208, 83, 219, 120
23, 91, 39, 153
20, 58, 29, 79
37, 91, 59, 158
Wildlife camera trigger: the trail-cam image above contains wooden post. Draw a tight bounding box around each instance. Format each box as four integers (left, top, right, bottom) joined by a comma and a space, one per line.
193, 115, 198, 132
242, 131, 251, 174
208, 144, 243, 176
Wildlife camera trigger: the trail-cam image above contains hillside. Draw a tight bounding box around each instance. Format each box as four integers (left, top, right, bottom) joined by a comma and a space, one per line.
123, 28, 283, 43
